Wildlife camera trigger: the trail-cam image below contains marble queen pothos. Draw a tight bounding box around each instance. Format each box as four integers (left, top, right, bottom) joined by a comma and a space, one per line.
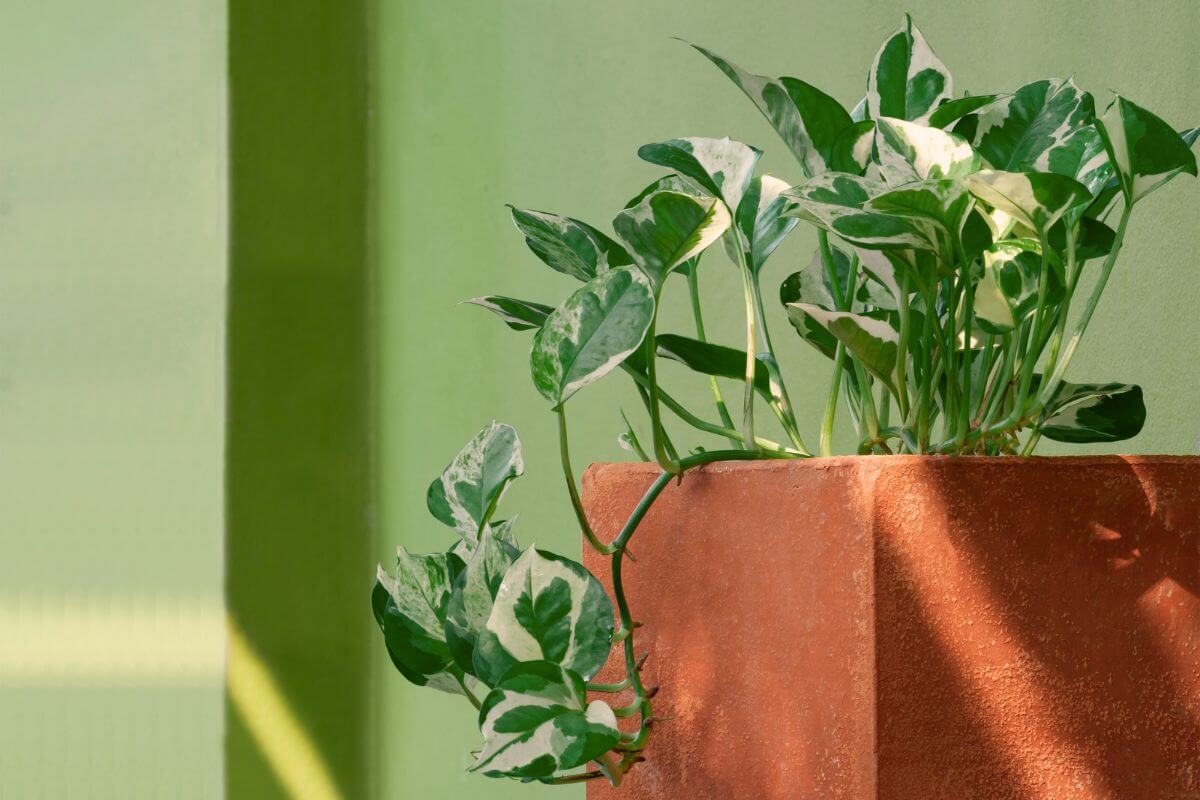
373, 14, 1198, 787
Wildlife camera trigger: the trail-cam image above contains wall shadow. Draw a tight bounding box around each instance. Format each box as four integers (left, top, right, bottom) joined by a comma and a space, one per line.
226, 1, 371, 798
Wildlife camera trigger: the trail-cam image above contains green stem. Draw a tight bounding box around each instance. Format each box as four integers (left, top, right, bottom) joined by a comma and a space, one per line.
556, 406, 611, 553
735, 243, 758, 450
686, 265, 737, 433
643, 302, 681, 475
820, 345, 846, 457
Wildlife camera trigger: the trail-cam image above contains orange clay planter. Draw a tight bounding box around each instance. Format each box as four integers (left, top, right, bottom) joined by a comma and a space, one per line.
583, 456, 1200, 800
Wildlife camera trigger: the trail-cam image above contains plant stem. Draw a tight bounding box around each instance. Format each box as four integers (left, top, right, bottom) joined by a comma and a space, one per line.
686, 265, 737, 433
643, 300, 681, 474
820, 345, 846, 457
556, 406, 612, 553
734, 241, 759, 450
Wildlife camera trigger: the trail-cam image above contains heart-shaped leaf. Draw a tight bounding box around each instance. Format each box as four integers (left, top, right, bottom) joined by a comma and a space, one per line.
625, 173, 705, 208
373, 547, 465, 691
637, 137, 762, 214
688, 44, 851, 177
867, 178, 974, 240
509, 208, 632, 282
471, 661, 620, 779
1041, 381, 1145, 443
784, 173, 938, 250
472, 548, 614, 687
1097, 96, 1198, 204
965, 169, 1091, 235
786, 303, 899, 391
968, 79, 1095, 173
464, 296, 553, 332
427, 422, 524, 544
866, 14, 954, 124
874, 117, 981, 186
613, 190, 731, 286
530, 267, 655, 406
444, 525, 521, 677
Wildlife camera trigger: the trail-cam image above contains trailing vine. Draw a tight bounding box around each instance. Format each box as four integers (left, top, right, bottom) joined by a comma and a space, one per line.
373, 14, 1197, 787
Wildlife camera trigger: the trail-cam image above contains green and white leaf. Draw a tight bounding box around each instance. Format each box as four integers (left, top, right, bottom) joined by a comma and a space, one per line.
444, 524, 522, 677
866, 14, 954, 124
689, 44, 851, 177
613, 190, 731, 286
509, 208, 632, 282
472, 547, 615, 687
464, 296, 553, 332
1041, 381, 1145, 443
427, 421, 524, 543
471, 661, 620, 779
1097, 95, 1198, 204
786, 303, 899, 391
728, 174, 798, 273
830, 120, 876, 175
969, 79, 1095, 172
927, 94, 1004, 129
873, 116, 981, 186
965, 169, 1091, 235
624, 173, 705, 208
783, 173, 938, 250
973, 240, 1055, 334
867, 178, 974, 241
530, 267, 655, 406
637, 137, 761, 214
373, 547, 464, 691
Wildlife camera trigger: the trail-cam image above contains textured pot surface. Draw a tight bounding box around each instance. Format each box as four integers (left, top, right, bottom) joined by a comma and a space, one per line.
582, 456, 1200, 800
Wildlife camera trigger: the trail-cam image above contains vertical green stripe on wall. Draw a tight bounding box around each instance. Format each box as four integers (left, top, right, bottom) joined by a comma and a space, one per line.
227, 1, 372, 798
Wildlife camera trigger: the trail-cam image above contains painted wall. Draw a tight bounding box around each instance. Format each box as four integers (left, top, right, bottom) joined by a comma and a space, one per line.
372, 0, 1200, 798
0, 1, 226, 797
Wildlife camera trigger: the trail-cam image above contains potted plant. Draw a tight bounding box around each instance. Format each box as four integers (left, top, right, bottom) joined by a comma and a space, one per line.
373, 14, 1200, 797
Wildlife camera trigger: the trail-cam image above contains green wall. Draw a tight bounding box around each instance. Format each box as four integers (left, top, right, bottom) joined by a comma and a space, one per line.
0, 1, 226, 797
372, 1, 1200, 798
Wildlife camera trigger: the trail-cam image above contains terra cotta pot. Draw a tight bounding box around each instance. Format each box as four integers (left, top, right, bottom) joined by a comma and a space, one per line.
582, 456, 1200, 800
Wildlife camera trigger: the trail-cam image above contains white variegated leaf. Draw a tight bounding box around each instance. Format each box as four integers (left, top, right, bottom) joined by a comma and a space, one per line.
972, 240, 1052, 334
471, 661, 620, 779
727, 174, 798, 273
427, 421, 524, 541
1041, 381, 1145, 443
782, 173, 939, 251
444, 525, 521, 677
1098, 96, 1199, 204
866, 14, 954, 124
463, 296, 553, 333
637, 137, 762, 214
866, 179, 974, 244
969, 79, 1095, 173
613, 190, 732, 286
530, 267, 655, 406
472, 547, 614, 687
874, 117, 981, 186
689, 44, 852, 177
965, 169, 1091, 235
785, 303, 899, 392
509, 208, 632, 281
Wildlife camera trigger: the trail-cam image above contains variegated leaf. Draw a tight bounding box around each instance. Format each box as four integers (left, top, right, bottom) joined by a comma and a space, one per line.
449, 517, 518, 562
973, 240, 1059, 334
786, 303, 899, 391
867, 178, 974, 241
472, 548, 614, 687
965, 169, 1091, 235
783, 173, 938, 251
624, 173, 704, 209
373, 547, 465, 692
866, 14, 954, 124
612, 190, 731, 286
927, 94, 1004, 129
427, 421, 524, 541
471, 661, 620, 779
968, 79, 1095, 173
729, 174, 798, 274
444, 524, 521, 677
1097, 96, 1198, 204
689, 44, 852, 177
1041, 381, 1145, 443
830, 120, 876, 175
463, 296, 553, 332
874, 117, 981, 186
530, 267, 655, 406
637, 137, 761, 214
509, 208, 632, 282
